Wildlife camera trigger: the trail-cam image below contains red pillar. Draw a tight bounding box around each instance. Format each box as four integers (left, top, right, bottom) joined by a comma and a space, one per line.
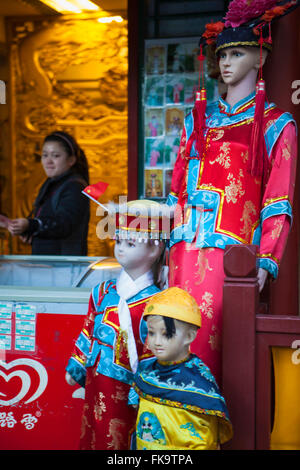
222, 245, 259, 450
127, 0, 142, 200
264, 8, 300, 316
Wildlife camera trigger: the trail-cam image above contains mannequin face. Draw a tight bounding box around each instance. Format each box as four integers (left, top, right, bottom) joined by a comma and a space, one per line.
114, 238, 161, 280
146, 315, 197, 363
219, 46, 262, 86
42, 141, 76, 178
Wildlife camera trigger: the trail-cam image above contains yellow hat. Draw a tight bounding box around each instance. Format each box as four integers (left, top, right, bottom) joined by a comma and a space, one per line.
143, 287, 201, 328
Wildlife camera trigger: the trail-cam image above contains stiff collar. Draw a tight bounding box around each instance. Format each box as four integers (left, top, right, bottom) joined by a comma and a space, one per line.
218, 90, 256, 115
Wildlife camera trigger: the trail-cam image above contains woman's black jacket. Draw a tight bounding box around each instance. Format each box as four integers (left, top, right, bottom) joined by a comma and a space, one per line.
25, 170, 90, 256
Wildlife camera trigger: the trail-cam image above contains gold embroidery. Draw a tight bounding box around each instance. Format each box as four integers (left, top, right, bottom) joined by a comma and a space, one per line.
263, 195, 290, 207
80, 403, 91, 440
216, 41, 272, 54
111, 385, 127, 403
209, 142, 231, 169
265, 118, 276, 131
210, 129, 224, 141
199, 291, 214, 319
181, 134, 187, 159
282, 138, 291, 161
196, 129, 212, 188
94, 392, 107, 421
224, 169, 245, 203
106, 418, 127, 450
240, 201, 257, 239
209, 325, 221, 352
259, 253, 280, 264
195, 248, 214, 285
241, 150, 248, 164
183, 279, 193, 295
271, 219, 284, 240
195, 184, 250, 244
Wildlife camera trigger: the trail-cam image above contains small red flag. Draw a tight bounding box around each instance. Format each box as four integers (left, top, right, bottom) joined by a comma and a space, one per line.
82, 181, 108, 200
82, 181, 109, 210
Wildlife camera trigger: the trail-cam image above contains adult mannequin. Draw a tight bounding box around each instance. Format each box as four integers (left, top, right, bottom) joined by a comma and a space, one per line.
219, 46, 269, 291
166, 1, 298, 385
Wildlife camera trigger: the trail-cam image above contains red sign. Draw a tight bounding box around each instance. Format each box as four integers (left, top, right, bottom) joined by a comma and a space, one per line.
0, 312, 85, 450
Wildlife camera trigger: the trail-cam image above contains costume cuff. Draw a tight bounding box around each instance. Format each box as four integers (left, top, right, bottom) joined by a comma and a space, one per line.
66, 356, 86, 388
257, 255, 279, 279
166, 192, 178, 207
260, 198, 293, 225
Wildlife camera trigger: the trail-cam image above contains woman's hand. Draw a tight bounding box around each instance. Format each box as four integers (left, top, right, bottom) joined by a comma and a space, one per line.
19, 235, 32, 244
8, 218, 29, 236
257, 268, 268, 292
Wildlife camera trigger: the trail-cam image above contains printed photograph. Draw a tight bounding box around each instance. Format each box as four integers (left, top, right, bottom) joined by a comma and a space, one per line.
145, 45, 166, 75
145, 109, 164, 137
144, 169, 164, 199
144, 76, 165, 107
165, 75, 185, 105
165, 107, 184, 136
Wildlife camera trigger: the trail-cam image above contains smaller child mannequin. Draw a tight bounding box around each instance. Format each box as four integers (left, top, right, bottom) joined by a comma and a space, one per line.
130, 287, 233, 450
65, 200, 168, 450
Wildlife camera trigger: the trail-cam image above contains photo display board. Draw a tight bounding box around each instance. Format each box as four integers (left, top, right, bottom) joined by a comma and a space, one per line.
142, 38, 219, 199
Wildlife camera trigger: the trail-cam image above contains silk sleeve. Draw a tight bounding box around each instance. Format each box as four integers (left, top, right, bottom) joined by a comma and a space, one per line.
65, 293, 97, 387
166, 128, 188, 206
258, 122, 297, 278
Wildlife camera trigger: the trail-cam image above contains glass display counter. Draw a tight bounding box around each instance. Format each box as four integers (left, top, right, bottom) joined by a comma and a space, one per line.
0, 255, 121, 450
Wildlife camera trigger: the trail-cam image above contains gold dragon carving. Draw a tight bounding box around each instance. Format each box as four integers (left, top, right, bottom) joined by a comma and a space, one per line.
5, 14, 128, 256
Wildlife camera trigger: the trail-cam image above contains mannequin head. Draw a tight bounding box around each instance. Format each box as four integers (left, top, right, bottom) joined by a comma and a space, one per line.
143, 287, 201, 362
218, 46, 268, 105
114, 237, 164, 281
219, 46, 267, 86
145, 314, 198, 363
112, 199, 171, 283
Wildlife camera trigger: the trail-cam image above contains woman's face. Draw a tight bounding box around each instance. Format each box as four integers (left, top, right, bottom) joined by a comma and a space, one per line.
219, 47, 260, 86
41, 141, 76, 178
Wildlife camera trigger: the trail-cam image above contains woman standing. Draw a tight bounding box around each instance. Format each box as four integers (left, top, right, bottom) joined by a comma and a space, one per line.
167, 0, 298, 385
8, 131, 90, 255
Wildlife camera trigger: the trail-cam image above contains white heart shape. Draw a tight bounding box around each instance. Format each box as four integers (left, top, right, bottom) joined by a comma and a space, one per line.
0, 359, 48, 406
0, 369, 30, 406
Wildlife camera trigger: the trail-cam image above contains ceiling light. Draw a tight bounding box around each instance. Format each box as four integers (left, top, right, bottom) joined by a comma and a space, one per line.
97, 16, 123, 23
39, 0, 99, 13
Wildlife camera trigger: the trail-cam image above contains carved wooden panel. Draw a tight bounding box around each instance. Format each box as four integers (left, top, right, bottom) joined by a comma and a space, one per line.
5, 13, 128, 256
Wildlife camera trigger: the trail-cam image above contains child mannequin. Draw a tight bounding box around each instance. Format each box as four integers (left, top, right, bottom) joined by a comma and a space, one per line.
130, 287, 233, 450
66, 199, 169, 450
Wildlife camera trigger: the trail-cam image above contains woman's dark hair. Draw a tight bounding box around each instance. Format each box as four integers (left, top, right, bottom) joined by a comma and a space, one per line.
44, 131, 89, 184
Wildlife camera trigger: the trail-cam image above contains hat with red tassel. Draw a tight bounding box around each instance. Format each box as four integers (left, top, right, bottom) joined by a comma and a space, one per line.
189, 0, 299, 174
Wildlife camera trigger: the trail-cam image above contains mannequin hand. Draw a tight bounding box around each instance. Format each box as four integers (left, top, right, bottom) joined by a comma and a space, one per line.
8, 218, 29, 236
257, 268, 268, 292
65, 371, 76, 386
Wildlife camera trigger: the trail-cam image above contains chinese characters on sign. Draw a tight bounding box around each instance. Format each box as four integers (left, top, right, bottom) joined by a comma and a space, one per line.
0, 412, 39, 430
